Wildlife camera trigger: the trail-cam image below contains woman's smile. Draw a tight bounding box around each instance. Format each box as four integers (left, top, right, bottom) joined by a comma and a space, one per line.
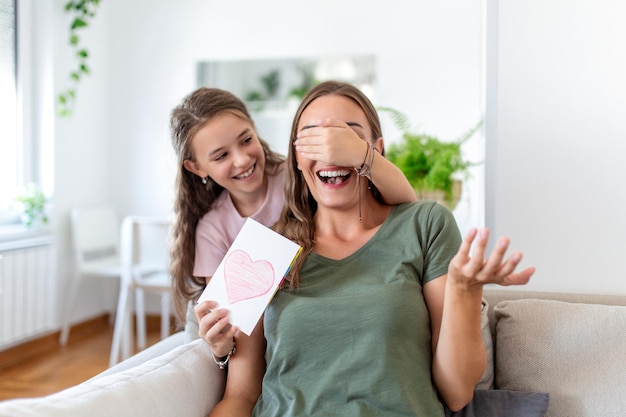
317, 168, 353, 185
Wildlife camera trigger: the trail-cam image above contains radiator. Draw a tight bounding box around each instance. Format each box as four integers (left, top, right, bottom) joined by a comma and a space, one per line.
0, 235, 56, 350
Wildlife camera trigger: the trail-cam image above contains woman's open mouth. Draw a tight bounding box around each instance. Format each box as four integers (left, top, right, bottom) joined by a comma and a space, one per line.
317, 169, 352, 185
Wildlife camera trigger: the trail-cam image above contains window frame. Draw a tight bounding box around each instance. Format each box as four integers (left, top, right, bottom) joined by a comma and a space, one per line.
0, 0, 54, 232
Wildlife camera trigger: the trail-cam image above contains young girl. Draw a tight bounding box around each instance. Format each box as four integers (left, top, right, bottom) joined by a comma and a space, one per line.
169, 87, 416, 361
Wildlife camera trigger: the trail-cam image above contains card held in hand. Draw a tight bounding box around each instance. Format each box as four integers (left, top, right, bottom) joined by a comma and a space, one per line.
197, 218, 302, 335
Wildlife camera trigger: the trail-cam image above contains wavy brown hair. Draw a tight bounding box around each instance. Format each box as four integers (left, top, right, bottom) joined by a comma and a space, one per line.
273, 81, 385, 289
169, 87, 284, 322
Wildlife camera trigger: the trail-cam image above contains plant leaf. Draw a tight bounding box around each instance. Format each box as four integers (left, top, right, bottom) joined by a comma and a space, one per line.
71, 17, 87, 30
378, 106, 411, 132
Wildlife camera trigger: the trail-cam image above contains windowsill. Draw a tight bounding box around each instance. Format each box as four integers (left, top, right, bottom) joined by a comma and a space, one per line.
0, 223, 55, 251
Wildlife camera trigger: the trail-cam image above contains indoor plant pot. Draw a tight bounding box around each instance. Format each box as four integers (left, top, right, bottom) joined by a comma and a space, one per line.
380, 107, 481, 210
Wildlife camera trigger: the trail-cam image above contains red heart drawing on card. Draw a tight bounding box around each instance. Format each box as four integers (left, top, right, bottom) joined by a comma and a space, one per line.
224, 250, 275, 304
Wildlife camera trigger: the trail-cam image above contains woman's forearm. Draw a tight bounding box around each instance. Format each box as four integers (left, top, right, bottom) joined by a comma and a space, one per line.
431, 281, 486, 412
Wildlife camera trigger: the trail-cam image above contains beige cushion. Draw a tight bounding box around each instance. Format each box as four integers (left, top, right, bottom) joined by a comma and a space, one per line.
0, 339, 225, 417
494, 299, 626, 417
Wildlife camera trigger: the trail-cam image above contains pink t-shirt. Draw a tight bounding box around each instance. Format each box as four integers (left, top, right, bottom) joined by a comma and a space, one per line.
192, 164, 286, 278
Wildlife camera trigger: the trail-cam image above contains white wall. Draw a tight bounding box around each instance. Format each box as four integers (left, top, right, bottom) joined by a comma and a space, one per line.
49, 0, 483, 324
51, 0, 118, 324
485, 0, 626, 294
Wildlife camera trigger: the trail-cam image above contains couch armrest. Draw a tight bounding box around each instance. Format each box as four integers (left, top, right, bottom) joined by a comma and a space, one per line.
0, 339, 225, 417
94, 331, 187, 379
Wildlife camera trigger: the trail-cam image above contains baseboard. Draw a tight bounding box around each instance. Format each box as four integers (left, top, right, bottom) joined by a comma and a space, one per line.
0, 314, 176, 372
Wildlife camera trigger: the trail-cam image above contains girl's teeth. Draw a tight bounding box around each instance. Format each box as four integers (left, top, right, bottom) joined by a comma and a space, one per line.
236, 165, 254, 179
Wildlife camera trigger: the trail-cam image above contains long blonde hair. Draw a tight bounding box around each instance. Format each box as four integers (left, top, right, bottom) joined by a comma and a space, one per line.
169, 87, 284, 321
273, 81, 385, 288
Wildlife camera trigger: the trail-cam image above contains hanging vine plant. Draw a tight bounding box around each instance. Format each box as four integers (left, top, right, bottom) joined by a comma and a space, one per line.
57, 0, 102, 118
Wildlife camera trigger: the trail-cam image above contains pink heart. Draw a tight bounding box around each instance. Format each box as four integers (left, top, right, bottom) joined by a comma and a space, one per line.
224, 250, 275, 304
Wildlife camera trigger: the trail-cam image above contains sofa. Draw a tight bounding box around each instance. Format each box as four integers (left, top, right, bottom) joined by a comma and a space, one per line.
1, 288, 625, 417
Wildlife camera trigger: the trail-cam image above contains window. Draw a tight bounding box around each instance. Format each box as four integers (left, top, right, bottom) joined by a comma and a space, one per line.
0, 0, 17, 215
0, 0, 51, 229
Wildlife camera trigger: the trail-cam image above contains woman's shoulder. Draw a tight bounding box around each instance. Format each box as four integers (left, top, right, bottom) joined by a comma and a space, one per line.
395, 200, 449, 216
390, 201, 456, 229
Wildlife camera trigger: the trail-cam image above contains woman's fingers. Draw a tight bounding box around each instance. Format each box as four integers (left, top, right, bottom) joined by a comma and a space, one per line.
467, 228, 489, 273
451, 228, 535, 286
477, 236, 510, 279
451, 227, 477, 268
194, 300, 217, 319
195, 301, 230, 334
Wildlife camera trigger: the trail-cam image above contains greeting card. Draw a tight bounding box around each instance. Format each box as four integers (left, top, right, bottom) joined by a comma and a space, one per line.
197, 218, 302, 335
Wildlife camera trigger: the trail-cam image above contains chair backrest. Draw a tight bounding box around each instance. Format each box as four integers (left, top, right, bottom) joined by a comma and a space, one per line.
70, 205, 120, 270
119, 216, 171, 286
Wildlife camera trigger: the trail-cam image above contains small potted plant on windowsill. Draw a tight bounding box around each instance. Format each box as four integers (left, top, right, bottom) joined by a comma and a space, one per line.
14, 183, 51, 229
379, 107, 482, 210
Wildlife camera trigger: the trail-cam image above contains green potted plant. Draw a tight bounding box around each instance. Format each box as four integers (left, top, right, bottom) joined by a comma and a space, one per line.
14, 183, 51, 228
379, 107, 482, 210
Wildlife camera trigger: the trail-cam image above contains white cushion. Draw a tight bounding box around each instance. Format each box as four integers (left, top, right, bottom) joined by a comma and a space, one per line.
0, 339, 225, 417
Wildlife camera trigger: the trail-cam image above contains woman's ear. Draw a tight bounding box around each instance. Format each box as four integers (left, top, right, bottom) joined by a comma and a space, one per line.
373, 137, 385, 154
183, 159, 206, 178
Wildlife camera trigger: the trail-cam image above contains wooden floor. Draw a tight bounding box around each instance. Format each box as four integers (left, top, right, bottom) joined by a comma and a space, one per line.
0, 315, 164, 401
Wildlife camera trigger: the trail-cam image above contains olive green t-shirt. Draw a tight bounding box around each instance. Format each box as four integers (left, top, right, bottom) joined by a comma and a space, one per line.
253, 202, 462, 417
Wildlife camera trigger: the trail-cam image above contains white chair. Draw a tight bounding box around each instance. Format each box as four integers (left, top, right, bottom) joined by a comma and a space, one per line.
60, 206, 123, 346
108, 215, 173, 367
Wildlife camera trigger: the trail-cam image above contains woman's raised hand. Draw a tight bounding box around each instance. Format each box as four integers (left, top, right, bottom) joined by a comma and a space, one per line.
194, 300, 238, 357
447, 228, 535, 288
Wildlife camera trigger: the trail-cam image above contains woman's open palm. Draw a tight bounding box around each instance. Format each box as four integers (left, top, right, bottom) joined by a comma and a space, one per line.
448, 228, 535, 287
